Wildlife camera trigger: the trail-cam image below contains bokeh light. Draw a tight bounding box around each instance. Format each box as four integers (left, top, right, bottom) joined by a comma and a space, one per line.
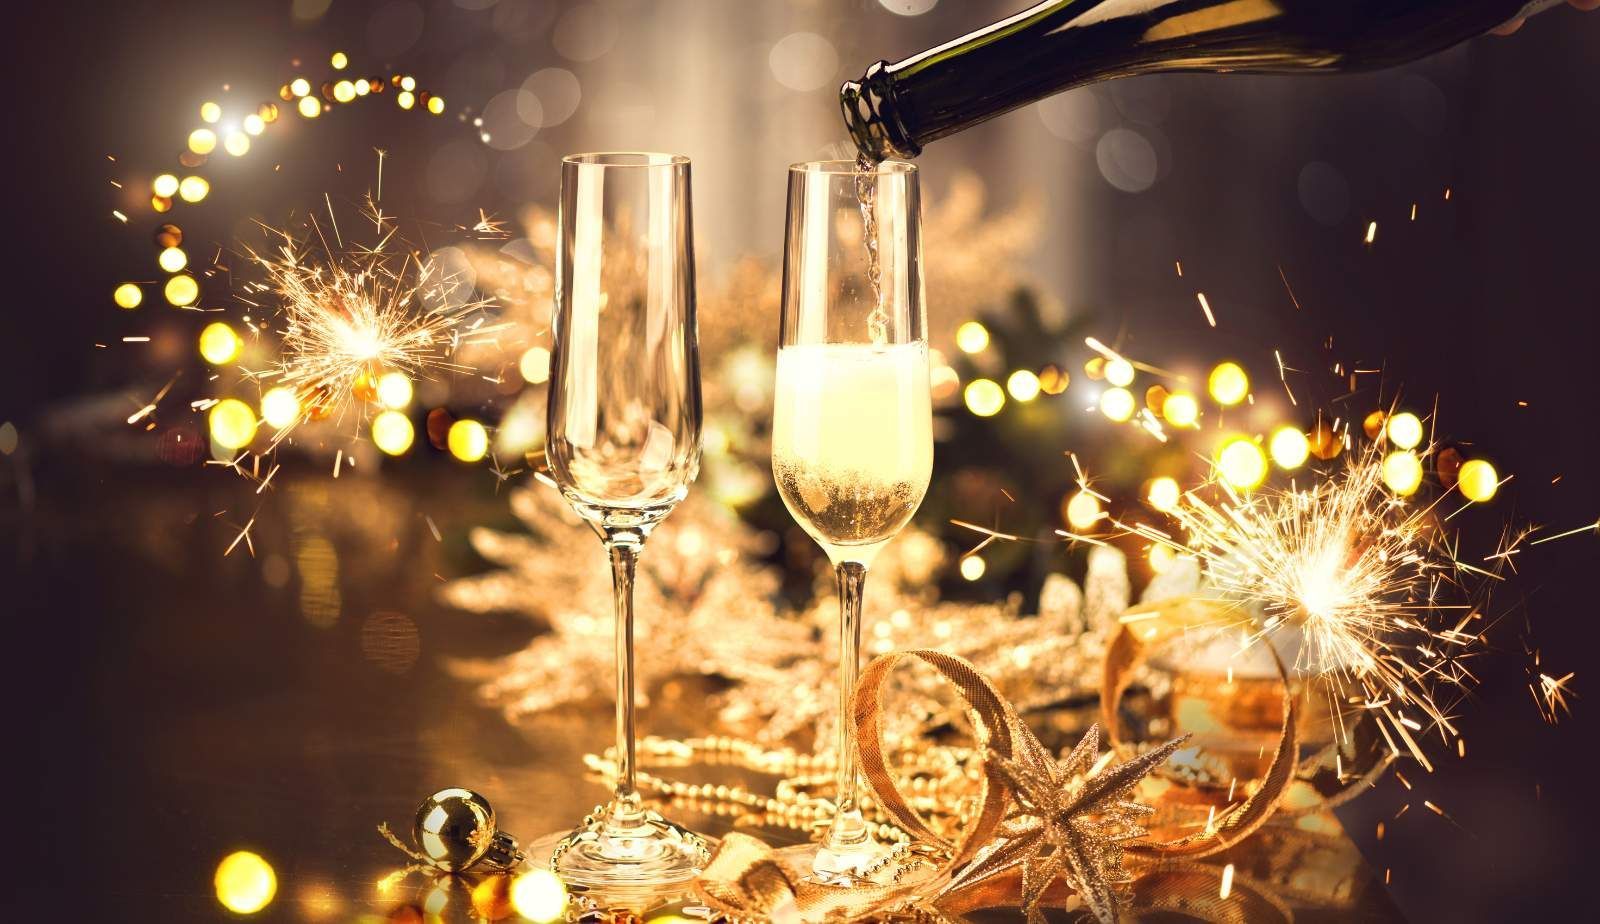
1006, 369, 1041, 402
959, 555, 986, 581
260, 387, 301, 430
1216, 436, 1267, 490
1099, 387, 1135, 422
178, 175, 209, 202
152, 173, 179, 198
1146, 476, 1180, 512
214, 851, 276, 915
1386, 411, 1424, 450
290, 77, 311, 97
113, 283, 142, 310
1208, 362, 1249, 406
955, 320, 989, 354
1269, 426, 1310, 469
519, 346, 551, 384
330, 50, 348, 70
397, 90, 415, 110
1104, 357, 1135, 387
242, 113, 265, 135
1457, 458, 1499, 503
333, 80, 356, 103
964, 378, 1004, 417
223, 130, 249, 157
509, 869, 567, 923
372, 411, 415, 455
1148, 542, 1178, 574
199, 101, 222, 123
298, 96, 322, 118
1382, 450, 1424, 496
1038, 364, 1069, 395
164, 274, 199, 306
447, 419, 489, 462
1162, 390, 1199, 428
188, 128, 217, 154
198, 321, 242, 364
209, 398, 259, 450
158, 246, 187, 273
376, 371, 414, 409
1309, 422, 1343, 460
1064, 491, 1103, 531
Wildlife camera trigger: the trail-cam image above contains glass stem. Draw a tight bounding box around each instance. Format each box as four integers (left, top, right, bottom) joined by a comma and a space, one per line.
825, 560, 871, 853
606, 533, 645, 826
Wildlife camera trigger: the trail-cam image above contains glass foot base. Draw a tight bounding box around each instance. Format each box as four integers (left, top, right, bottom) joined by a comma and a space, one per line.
545, 805, 711, 893
804, 836, 894, 888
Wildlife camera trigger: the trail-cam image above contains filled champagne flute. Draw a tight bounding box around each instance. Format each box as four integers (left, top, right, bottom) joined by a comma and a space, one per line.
544, 152, 709, 889
772, 159, 931, 884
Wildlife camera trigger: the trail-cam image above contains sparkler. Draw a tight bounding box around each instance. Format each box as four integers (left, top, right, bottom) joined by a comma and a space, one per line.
238, 196, 504, 441
1121, 441, 1498, 772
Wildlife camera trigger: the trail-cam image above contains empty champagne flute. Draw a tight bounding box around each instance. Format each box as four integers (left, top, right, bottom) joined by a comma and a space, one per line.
544, 153, 709, 889
771, 160, 931, 885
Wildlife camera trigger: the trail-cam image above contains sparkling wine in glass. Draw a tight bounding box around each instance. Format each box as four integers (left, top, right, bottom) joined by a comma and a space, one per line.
772, 159, 931, 885
543, 152, 709, 889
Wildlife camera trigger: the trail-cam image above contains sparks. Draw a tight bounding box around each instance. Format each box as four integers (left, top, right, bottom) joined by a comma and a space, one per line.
240, 196, 502, 442
1121, 440, 1500, 771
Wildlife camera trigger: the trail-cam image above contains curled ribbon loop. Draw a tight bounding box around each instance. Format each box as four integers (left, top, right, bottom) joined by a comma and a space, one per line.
1100, 595, 1299, 860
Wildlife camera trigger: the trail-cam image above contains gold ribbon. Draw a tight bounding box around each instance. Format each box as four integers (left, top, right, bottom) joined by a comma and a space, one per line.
693, 649, 1038, 921
1100, 595, 1297, 860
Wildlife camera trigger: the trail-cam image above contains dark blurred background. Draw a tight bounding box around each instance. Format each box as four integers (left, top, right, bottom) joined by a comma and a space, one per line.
4, 1, 1598, 920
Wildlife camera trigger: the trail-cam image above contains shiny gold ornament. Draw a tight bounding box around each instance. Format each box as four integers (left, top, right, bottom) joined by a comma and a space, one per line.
410, 789, 523, 872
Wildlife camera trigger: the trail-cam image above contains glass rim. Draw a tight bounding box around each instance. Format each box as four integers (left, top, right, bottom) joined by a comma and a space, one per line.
789, 159, 916, 176
562, 151, 690, 168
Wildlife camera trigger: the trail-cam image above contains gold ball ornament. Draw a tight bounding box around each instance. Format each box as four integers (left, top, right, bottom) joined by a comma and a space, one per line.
412, 789, 523, 872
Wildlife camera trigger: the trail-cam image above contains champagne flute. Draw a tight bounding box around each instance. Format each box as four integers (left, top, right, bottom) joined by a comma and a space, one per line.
771, 159, 931, 885
544, 152, 709, 888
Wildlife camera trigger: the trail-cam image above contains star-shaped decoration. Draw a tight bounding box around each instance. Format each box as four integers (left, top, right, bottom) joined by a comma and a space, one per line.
950, 721, 1188, 924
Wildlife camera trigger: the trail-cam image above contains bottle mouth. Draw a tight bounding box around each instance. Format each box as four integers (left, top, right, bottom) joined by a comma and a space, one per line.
840, 63, 920, 162
788, 159, 916, 176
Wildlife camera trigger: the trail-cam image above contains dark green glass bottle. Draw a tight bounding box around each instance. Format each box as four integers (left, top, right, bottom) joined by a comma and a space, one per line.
842, 0, 1562, 161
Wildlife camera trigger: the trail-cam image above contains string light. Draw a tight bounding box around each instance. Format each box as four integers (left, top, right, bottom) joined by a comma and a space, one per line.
198, 321, 243, 364
209, 398, 258, 450
178, 175, 209, 202
1456, 459, 1499, 503
519, 346, 551, 384
959, 555, 986, 581
158, 246, 187, 273
955, 321, 990, 354
447, 419, 490, 462
964, 378, 1004, 417
372, 411, 415, 456
1099, 386, 1136, 422
1006, 369, 1041, 402
1162, 390, 1199, 428
1147, 476, 1181, 512
1386, 411, 1423, 451
113, 283, 142, 309
1104, 357, 1135, 387
164, 274, 199, 306
376, 371, 413, 409
259, 387, 301, 430
152, 173, 180, 198
509, 870, 567, 922
1064, 491, 1102, 531
1216, 436, 1267, 490
214, 851, 276, 915
1208, 362, 1249, 406
1269, 426, 1310, 470
1382, 450, 1423, 496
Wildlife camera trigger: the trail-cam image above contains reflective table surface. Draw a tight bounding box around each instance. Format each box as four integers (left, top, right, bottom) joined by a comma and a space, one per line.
17, 466, 1403, 921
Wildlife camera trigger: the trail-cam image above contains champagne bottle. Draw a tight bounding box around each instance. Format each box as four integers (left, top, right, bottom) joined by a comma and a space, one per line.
842, 0, 1564, 161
